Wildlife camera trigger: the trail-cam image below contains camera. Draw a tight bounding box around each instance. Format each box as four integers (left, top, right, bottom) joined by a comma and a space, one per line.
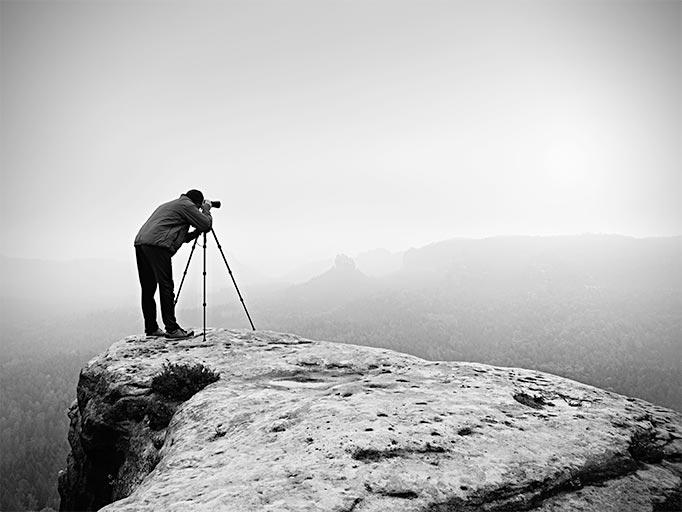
208, 200, 221, 209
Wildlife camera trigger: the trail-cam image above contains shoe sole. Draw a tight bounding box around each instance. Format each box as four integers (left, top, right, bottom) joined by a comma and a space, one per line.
164, 331, 195, 340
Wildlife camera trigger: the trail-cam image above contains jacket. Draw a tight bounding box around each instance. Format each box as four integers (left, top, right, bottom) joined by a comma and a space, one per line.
134, 195, 213, 255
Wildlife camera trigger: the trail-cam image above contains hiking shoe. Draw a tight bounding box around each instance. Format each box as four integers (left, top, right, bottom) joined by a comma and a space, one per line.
165, 328, 194, 339
145, 328, 166, 337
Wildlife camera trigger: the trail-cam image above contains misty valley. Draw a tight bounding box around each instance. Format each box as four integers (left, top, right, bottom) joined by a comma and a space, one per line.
1, 235, 680, 511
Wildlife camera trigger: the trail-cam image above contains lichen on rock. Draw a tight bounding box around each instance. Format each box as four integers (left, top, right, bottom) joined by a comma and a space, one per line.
58, 329, 682, 511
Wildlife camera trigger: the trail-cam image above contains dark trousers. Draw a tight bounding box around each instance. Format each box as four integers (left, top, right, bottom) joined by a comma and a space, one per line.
135, 245, 180, 334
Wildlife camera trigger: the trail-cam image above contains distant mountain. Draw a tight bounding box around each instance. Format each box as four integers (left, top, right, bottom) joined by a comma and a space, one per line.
270, 235, 681, 311
282, 254, 375, 312
276, 248, 404, 284
401, 234, 682, 293
276, 257, 335, 284
354, 248, 404, 277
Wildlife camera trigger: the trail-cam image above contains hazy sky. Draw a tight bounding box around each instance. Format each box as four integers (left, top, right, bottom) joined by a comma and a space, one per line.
1, 0, 680, 276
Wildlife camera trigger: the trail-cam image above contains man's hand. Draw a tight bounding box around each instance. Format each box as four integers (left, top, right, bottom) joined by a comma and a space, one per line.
186, 230, 201, 242
201, 200, 212, 214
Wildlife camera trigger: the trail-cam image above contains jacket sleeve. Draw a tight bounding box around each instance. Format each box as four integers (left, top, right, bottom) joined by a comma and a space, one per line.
181, 204, 213, 232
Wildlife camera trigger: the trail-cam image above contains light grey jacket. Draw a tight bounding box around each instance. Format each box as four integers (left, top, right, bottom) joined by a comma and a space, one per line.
134, 195, 212, 255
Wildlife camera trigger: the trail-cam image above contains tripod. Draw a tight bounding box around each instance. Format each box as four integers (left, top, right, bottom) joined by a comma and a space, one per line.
175, 229, 256, 340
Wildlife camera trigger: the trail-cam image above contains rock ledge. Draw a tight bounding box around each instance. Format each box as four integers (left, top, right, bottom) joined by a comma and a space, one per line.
58, 329, 682, 511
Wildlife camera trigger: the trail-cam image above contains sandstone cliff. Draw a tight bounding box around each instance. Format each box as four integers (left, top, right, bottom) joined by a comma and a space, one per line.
59, 329, 682, 511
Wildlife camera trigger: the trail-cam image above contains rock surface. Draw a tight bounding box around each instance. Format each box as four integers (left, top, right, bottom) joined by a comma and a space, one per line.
58, 329, 682, 511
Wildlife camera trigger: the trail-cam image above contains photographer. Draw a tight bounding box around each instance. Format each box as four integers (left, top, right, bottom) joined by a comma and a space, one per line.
134, 189, 212, 339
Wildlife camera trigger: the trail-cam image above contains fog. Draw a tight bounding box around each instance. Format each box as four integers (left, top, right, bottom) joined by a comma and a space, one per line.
2, 3, 681, 510
1, 0, 680, 279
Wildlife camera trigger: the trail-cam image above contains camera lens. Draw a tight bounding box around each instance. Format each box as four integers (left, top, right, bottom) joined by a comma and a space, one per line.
210, 201, 221, 208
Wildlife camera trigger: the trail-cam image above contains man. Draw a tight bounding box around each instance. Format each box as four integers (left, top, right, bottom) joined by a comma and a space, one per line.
134, 189, 213, 339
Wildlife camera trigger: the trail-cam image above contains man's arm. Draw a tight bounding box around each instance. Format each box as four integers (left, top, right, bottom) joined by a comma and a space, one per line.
181, 201, 213, 232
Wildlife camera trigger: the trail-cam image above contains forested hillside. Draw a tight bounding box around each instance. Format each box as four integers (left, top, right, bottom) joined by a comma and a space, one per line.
1, 313, 138, 511
1, 356, 82, 511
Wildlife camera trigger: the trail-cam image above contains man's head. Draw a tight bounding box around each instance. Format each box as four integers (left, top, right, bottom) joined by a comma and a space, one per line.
185, 189, 204, 206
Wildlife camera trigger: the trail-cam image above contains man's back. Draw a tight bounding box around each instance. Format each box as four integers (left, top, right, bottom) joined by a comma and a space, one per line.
135, 195, 212, 254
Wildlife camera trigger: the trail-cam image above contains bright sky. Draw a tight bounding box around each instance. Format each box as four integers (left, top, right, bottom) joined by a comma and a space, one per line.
1, 0, 680, 276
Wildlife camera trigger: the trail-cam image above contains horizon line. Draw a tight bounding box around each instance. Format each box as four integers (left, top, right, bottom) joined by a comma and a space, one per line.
1, 232, 681, 264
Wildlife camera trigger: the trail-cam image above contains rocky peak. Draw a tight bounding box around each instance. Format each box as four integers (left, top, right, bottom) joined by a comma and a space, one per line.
59, 329, 682, 511
334, 253, 357, 271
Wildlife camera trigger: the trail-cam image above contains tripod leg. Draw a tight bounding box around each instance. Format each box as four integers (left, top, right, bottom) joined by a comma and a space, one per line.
211, 229, 256, 331
203, 232, 207, 341
175, 237, 199, 305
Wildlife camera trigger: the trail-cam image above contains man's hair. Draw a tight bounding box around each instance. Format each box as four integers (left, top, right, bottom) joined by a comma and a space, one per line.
185, 189, 204, 206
